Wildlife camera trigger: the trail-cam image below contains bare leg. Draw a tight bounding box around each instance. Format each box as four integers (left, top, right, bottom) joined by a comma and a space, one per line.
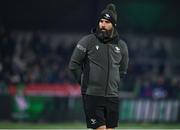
96, 125, 106, 130
106, 128, 115, 130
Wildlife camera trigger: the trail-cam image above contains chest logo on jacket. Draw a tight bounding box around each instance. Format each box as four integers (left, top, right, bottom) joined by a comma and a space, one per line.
114, 46, 120, 53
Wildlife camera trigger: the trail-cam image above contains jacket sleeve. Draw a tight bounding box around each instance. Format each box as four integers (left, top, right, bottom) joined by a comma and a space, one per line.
119, 40, 129, 78
68, 36, 89, 84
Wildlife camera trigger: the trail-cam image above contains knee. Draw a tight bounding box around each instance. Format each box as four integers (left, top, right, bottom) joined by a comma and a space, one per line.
96, 125, 106, 130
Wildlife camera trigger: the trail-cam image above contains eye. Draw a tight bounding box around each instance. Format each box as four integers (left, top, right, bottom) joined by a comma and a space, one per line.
105, 20, 110, 24
100, 20, 104, 23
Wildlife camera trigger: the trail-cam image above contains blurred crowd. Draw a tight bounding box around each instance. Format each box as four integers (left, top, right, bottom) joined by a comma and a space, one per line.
0, 26, 180, 99
0, 27, 76, 85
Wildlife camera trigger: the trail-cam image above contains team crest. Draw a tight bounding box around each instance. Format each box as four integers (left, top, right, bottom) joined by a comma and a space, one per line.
90, 118, 96, 124
115, 46, 120, 53
104, 13, 111, 19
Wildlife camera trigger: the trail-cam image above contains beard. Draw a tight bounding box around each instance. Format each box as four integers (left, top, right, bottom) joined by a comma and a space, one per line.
96, 27, 113, 42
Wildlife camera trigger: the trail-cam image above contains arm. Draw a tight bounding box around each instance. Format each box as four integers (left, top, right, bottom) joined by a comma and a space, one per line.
119, 40, 129, 78
69, 36, 89, 84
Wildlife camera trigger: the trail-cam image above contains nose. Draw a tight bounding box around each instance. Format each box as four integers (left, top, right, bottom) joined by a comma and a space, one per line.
101, 22, 106, 28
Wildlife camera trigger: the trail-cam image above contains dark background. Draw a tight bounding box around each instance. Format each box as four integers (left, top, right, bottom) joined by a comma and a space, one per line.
0, 0, 180, 34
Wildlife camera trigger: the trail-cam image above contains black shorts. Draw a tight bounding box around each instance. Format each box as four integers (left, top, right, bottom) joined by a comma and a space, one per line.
82, 95, 119, 129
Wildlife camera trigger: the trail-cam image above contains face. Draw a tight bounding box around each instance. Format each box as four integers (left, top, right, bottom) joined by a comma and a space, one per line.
99, 18, 113, 32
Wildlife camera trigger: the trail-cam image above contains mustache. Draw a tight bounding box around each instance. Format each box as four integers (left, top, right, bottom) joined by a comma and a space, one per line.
100, 28, 107, 31
97, 27, 111, 39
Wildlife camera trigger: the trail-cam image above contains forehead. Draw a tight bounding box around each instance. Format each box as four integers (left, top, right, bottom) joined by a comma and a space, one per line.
99, 18, 110, 22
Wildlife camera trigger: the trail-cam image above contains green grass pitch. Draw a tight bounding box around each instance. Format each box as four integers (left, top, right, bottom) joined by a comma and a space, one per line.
0, 121, 179, 129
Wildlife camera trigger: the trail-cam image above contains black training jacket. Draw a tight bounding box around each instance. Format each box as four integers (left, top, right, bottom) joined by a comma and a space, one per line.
69, 33, 129, 97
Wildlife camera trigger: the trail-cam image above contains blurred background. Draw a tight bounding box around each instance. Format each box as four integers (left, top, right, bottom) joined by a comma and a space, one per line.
0, 0, 180, 128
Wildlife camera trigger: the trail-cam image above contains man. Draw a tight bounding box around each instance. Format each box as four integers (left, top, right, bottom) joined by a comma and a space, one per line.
69, 3, 129, 130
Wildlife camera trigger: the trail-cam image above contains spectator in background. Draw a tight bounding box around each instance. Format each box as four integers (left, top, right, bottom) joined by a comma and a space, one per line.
152, 76, 169, 99
171, 77, 180, 99
139, 79, 153, 98
0, 26, 16, 83
154, 43, 167, 75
